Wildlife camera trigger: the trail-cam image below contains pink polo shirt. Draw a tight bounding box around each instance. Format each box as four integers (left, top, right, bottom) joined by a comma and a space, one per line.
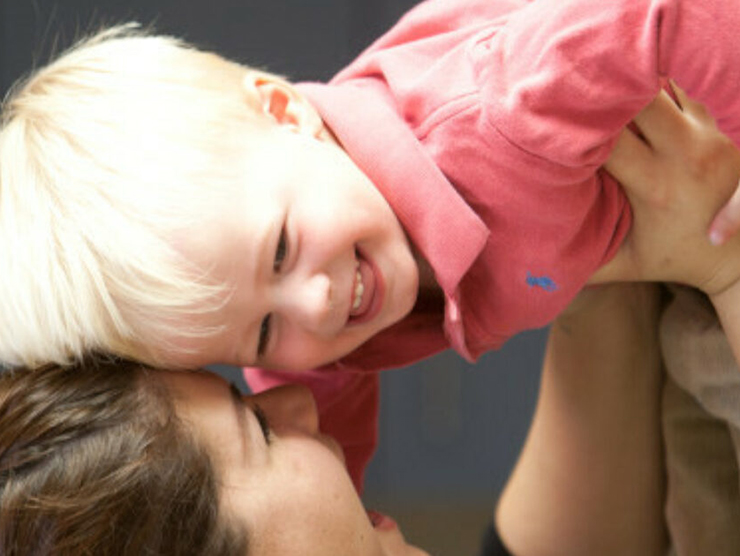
245, 0, 740, 490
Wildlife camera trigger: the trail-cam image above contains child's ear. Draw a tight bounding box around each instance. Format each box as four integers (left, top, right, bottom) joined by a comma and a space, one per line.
243, 72, 324, 137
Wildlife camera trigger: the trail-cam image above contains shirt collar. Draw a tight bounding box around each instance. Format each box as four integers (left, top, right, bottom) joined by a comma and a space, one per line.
298, 80, 488, 296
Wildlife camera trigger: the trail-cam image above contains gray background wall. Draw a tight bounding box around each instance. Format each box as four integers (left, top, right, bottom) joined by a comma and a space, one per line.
1, 1, 546, 552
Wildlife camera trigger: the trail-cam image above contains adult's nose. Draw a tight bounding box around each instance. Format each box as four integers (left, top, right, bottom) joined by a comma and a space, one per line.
248, 384, 319, 436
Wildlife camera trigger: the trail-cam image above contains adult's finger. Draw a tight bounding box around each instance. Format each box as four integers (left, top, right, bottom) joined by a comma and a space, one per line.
669, 80, 713, 123
631, 89, 686, 152
604, 127, 656, 202
709, 179, 740, 245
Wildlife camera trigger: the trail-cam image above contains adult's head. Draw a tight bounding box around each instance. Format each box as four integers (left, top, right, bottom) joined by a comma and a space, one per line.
0, 25, 418, 371
0, 361, 427, 555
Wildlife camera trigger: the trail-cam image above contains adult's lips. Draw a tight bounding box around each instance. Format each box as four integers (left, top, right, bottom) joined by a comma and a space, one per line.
366, 510, 398, 531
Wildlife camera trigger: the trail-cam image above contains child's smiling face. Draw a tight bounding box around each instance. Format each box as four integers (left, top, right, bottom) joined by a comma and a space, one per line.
161, 75, 420, 370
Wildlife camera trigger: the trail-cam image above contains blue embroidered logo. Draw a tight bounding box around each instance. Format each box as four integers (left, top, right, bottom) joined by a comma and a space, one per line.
526, 272, 557, 292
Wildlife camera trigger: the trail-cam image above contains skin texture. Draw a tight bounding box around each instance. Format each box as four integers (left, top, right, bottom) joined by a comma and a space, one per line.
710, 185, 740, 245
159, 370, 429, 556
162, 73, 421, 370
496, 284, 666, 556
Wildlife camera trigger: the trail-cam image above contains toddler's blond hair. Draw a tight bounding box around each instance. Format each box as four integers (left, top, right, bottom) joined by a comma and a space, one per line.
0, 25, 267, 367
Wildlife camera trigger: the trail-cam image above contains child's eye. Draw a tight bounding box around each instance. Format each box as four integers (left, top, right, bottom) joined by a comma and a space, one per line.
274, 226, 287, 271
253, 403, 272, 444
257, 314, 272, 358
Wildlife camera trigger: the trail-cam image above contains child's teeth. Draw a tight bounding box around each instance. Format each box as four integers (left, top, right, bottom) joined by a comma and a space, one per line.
353, 269, 364, 311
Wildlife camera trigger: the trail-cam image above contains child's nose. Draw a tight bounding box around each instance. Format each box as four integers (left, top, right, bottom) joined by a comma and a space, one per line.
249, 384, 319, 436
279, 272, 339, 336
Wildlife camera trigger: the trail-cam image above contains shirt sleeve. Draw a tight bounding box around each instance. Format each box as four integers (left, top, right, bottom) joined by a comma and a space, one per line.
479, 0, 740, 170
434, 0, 740, 349
242, 366, 378, 492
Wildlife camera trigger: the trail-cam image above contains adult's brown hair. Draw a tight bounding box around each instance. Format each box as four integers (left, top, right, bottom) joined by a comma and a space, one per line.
0, 360, 248, 555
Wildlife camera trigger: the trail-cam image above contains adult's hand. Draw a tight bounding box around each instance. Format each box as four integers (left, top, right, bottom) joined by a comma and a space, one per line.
597, 85, 740, 367
592, 84, 740, 296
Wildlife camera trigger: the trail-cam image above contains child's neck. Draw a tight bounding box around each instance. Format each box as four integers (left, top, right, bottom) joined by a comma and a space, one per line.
414, 250, 445, 314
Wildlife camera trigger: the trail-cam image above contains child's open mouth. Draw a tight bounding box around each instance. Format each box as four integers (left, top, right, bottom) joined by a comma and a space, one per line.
348, 249, 381, 324
351, 267, 365, 312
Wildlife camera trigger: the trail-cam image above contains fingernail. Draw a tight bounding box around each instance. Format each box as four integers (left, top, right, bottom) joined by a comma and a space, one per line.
709, 230, 725, 246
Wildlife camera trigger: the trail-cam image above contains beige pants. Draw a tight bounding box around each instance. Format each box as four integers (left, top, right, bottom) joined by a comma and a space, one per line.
660, 286, 740, 556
